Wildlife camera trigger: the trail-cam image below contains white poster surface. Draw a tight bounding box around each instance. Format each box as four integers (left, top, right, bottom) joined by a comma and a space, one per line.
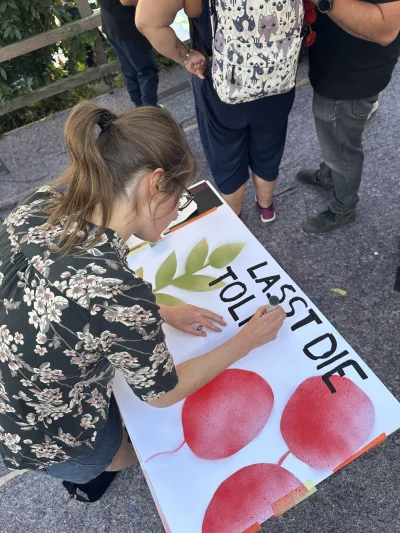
113, 203, 400, 533
171, 10, 190, 43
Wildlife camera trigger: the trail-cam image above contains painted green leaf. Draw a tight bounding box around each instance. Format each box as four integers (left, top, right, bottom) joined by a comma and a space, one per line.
155, 251, 177, 291
155, 293, 186, 307
135, 267, 144, 279
185, 238, 209, 275
208, 243, 246, 269
171, 275, 225, 292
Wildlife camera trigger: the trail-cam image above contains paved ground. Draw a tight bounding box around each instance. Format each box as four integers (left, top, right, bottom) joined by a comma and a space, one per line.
0, 59, 399, 533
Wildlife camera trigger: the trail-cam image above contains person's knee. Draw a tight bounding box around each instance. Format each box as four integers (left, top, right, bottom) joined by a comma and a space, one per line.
106, 430, 137, 472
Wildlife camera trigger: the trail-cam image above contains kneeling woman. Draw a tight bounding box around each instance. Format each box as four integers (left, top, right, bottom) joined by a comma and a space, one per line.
0, 102, 285, 488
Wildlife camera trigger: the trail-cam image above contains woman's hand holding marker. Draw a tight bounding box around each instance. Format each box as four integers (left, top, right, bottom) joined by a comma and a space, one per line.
238, 305, 286, 352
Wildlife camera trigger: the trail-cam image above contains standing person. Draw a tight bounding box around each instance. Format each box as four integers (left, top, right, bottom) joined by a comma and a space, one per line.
297, 0, 400, 234
62, 1, 99, 68
128, 0, 304, 222
98, 0, 159, 107
0, 102, 285, 494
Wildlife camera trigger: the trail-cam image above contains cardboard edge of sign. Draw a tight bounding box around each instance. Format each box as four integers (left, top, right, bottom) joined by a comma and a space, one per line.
239, 433, 389, 533
127, 180, 224, 258
271, 480, 317, 519
169, 207, 218, 234
141, 466, 173, 533
260, 432, 387, 530
242, 523, 262, 533
332, 432, 387, 472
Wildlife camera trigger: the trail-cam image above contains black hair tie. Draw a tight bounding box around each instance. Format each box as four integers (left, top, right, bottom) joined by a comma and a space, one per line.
98, 110, 117, 132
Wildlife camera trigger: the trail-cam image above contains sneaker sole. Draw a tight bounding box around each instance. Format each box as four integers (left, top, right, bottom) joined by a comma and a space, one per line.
368, 101, 379, 119
261, 213, 276, 223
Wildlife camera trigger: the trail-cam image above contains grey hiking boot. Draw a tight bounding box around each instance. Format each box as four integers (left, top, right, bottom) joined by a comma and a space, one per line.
296, 169, 334, 191
303, 209, 356, 234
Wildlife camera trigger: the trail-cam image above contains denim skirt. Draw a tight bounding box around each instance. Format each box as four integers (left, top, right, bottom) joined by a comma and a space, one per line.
45, 395, 123, 484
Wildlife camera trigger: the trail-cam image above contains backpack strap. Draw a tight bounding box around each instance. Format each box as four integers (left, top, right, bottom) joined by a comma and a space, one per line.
209, 0, 217, 37
209, 0, 216, 18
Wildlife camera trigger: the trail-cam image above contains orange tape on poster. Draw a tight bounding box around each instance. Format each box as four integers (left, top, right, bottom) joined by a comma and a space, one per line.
272, 480, 316, 518
170, 207, 218, 233
333, 433, 387, 472
242, 523, 261, 533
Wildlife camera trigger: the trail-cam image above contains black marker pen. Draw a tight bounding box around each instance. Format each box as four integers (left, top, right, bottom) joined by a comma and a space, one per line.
266, 295, 280, 314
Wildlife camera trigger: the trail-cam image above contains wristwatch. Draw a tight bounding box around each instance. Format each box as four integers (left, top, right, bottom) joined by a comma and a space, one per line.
317, 0, 333, 14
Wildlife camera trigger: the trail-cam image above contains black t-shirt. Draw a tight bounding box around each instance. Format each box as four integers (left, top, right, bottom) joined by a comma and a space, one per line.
309, 0, 400, 100
98, 0, 137, 41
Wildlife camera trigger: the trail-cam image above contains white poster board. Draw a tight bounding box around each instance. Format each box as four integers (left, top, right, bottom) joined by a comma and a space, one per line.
113, 203, 400, 533
171, 10, 190, 43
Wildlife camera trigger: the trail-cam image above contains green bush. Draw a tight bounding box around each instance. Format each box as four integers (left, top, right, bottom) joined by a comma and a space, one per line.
0, 1, 176, 135
0, 0, 99, 108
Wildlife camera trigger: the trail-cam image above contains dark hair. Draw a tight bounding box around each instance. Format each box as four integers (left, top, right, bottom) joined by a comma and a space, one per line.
45, 101, 197, 253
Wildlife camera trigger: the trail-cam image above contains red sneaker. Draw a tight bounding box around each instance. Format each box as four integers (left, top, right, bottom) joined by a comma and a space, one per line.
256, 197, 276, 223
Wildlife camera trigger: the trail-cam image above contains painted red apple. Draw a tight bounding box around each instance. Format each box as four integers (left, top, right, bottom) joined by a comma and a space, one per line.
202, 463, 307, 533
280, 375, 375, 470
182, 369, 274, 460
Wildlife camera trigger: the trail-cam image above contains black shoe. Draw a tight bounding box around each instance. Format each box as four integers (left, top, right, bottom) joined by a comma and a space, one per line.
62, 470, 118, 502
303, 209, 356, 234
296, 169, 335, 191
133, 99, 143, 108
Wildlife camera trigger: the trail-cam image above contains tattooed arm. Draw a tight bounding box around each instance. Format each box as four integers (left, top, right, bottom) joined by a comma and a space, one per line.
135, 0, 207, 79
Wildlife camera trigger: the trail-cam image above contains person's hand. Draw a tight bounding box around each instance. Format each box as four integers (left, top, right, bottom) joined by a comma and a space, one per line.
185, 50, 207, 80
236, 306, 286, 353
159, 304, 226, 336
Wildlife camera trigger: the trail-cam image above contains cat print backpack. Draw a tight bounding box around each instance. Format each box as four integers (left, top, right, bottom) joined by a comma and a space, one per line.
210, 0, 304, 104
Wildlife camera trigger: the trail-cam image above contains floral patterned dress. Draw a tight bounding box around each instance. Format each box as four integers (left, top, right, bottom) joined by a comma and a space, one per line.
0, 188, 178, 471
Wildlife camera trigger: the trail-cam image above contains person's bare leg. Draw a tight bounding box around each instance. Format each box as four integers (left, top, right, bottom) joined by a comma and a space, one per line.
253, 173, 277, 208
221, 184, 246, 216
106, 429, 138, 472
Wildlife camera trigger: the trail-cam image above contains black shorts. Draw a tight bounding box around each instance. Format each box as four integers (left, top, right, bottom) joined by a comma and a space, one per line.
193, 74, 295, 195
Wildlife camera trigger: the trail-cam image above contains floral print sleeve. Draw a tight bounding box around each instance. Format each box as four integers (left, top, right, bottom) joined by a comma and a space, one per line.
88, 282, 178, 402
0, 188, 177, 471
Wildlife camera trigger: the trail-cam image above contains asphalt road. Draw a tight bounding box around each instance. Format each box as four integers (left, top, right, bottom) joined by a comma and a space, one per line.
0, 61, 399, 533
